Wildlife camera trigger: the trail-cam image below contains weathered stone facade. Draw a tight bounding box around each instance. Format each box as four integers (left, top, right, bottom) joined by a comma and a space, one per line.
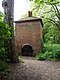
15, 17, 42, 56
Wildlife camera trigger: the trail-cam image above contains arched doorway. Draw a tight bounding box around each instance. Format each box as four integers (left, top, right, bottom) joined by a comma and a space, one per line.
21, 45, 33, 56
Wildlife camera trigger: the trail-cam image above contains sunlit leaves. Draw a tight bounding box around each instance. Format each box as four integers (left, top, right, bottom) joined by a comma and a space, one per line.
40, 1, 44, 4
0, 12, 11, 49
30, 0, 60, 43
0, 22, 11, 40
34, 0, 39, 3
0, 12, 3, 22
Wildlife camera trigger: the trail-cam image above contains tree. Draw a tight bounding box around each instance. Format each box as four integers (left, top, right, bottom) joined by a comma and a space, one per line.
30, 0, 60, 43
2, 0, 18, 62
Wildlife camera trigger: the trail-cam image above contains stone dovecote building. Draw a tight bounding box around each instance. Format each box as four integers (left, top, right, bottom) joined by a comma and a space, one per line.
14, 11, 43, 56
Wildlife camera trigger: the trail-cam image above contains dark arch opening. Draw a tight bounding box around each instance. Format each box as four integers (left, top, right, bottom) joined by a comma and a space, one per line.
21, 45, 33, 56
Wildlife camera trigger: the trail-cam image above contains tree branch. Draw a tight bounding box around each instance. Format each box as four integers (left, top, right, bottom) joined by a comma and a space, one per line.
46, 18, 60, 31
54, 5, 60, 19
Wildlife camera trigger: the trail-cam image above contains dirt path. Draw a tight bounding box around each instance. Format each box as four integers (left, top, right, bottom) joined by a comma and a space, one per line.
9, 57, 60, 80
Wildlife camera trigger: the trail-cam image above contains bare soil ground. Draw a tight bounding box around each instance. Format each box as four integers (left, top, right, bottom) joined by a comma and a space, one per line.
9, 57, 60, 80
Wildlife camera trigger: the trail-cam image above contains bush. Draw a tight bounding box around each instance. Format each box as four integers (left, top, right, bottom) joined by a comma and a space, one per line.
36, 44, 60, 60
0, 60, 8, 71
36, 53, 46, 60
45, 44, 60, 60
0, 12, 11, 75
36, 51, 54, 60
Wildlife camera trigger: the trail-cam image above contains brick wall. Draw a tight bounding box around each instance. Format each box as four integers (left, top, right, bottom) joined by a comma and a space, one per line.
15, 21, 42, 56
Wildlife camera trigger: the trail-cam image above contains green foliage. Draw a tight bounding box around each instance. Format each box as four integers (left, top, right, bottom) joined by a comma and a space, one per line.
30, 0, 60, 44
36, 51, 54, 60
0, 22, 11, 40
36, 52, 46, 60
0, 60, 9, 80
0, 60, 8, 71
36, 44, 60, 60
0, 12, 3, 21
0, 12, 11, 73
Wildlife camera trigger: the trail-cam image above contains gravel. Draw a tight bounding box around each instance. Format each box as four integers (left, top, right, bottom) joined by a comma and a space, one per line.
9, 57, 60, 80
